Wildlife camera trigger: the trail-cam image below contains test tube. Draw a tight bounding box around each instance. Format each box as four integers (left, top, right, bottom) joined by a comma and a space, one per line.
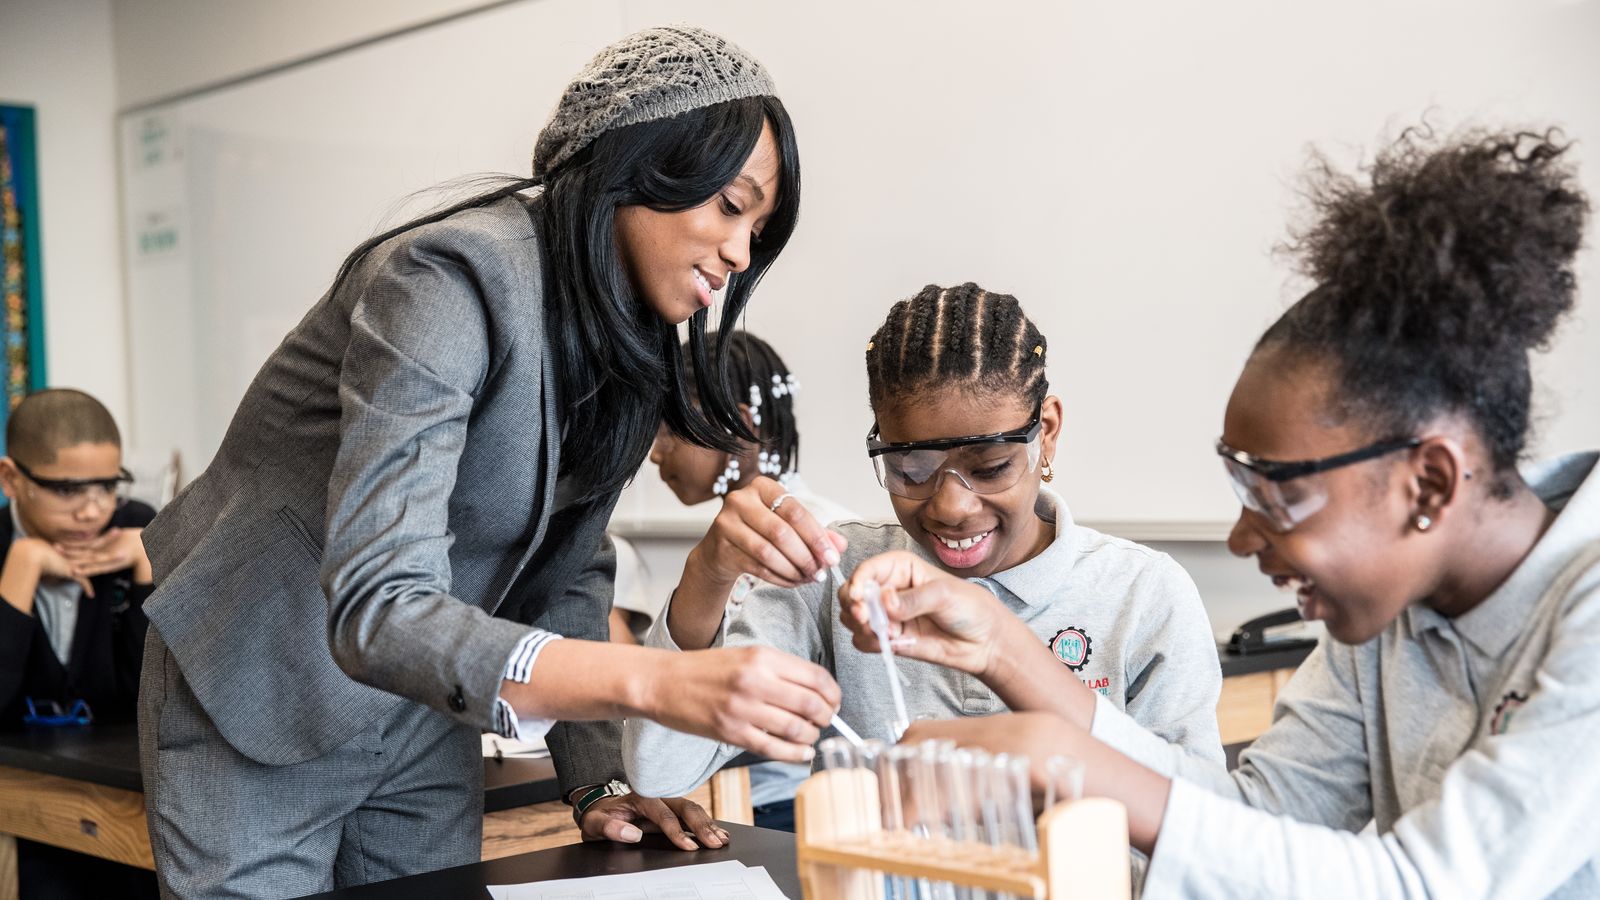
1042, 755, 1085, 811
819, 735, 858, 772
919, 741, 959, 900
964, 748, 1001, 900
859, 739, 910, 900
939, 746, 979, 900
999, 754, 1038, 856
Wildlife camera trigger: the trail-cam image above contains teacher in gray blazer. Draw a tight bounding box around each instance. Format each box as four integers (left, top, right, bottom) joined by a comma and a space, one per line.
136, 27, 843, 900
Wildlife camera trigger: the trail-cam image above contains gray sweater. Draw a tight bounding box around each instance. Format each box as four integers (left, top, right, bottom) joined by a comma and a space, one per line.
1100, 452, 1600, 898
624, 487, 1225, 797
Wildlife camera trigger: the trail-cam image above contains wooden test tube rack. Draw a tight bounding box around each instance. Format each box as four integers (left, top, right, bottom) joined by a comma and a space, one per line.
795, 768, 1132, 899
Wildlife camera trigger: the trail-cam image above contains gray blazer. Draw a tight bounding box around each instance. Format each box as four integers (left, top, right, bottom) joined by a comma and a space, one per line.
142, 194, 623, 792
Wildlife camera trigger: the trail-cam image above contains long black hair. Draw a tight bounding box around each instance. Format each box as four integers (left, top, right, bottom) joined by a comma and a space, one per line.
1263, 127, 1588, 498
324, 95, 800, 502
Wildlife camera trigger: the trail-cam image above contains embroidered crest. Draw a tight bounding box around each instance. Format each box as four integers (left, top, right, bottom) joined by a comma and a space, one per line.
1048, 627, 1093, 672
1490, 690, 1529, 736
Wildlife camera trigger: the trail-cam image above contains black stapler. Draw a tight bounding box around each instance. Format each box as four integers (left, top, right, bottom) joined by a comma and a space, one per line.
1227, 607, 1319, 656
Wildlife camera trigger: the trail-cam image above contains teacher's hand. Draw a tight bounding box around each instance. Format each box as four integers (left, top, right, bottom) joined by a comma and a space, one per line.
577, 793, 729, 851
646, 645, 840, 763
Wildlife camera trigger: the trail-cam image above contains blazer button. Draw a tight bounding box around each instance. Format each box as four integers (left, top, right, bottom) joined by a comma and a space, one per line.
448, 687, 467, 712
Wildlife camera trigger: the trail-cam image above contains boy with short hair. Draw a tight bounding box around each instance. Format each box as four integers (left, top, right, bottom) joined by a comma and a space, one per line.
0, 388, 160, 898
0, 388, 156, 727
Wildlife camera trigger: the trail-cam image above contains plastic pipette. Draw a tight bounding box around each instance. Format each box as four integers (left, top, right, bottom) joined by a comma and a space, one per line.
830, 714, 866, 749
833, 564, 911, 739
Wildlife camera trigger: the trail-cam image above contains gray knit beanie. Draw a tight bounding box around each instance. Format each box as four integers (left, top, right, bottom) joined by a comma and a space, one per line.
532, 25, 776, 177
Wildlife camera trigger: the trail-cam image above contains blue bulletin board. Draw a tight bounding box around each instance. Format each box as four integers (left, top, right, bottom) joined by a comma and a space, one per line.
0, 103, 48, 451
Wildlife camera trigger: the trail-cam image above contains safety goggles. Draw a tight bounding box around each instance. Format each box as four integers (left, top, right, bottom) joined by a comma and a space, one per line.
23, 697, 94, 727
13, 461, 133, 510
867, 401, 1043, 500
1217, 436, 1421, 532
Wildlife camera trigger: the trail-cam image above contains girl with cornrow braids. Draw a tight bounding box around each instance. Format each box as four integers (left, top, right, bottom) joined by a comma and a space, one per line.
844, 127, 1600, 897
625, 283, 1225, 859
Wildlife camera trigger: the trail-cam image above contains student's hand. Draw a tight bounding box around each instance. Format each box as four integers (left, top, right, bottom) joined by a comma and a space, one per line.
55, 528, 152, 584
839, 551, 1011, 677
576, 793, 730, 851
690, 476, 847, 590
645, 645, 840, 763
16, 537, 96, 598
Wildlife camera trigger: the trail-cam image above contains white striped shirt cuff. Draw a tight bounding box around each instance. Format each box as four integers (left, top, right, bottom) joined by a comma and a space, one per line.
492, 630, 561, 741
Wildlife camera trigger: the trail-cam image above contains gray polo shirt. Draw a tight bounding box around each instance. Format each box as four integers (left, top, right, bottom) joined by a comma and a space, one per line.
624, 486, 1225, 799
1094, 452, 1600, 898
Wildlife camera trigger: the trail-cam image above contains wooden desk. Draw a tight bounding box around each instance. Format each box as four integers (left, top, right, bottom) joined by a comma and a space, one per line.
1216, 642, 1316, 745
0, 723, 743, 900
299, 822, 798, 899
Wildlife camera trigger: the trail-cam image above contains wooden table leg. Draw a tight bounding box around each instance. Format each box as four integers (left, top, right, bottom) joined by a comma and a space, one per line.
710, 766, 754, 826
1, 832, 18, 900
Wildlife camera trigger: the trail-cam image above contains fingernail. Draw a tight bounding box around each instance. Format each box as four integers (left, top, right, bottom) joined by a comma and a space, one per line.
802, 746, 815, 761
825, 548, 841, 566
717, 828, 731, 842
813, 569, 827, 583
620, 824, 643, 842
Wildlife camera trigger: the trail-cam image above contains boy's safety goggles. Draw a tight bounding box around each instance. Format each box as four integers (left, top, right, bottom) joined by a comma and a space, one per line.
23, 697, 94, 727
1217, 436, 1421, 532
13, 460, 134, 509
867, 401, 1043, 500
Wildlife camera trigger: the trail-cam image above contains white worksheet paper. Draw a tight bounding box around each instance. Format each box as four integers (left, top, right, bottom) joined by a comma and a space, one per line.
486, 859, 790, 900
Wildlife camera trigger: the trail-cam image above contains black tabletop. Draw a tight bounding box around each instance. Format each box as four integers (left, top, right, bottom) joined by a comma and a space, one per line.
298, 823, 799, 899
0, 722, 560, 809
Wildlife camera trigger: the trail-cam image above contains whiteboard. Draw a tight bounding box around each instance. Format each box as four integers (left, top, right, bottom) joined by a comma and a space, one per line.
119, 0, 1600, 537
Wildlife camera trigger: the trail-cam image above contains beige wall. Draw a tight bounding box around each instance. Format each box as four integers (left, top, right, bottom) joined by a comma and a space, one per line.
112, 0, 510, 108
0, 0, 128, 427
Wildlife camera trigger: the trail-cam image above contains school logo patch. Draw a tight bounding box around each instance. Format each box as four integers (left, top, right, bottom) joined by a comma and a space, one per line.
1048, 627, 1093, 672
1490, 690, 1529, 736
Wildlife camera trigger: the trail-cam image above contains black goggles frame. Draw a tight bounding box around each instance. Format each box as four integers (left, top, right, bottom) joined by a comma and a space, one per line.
1215, 436, 1422, 483
866, 400, 1043, 457
12, 460, 135, 495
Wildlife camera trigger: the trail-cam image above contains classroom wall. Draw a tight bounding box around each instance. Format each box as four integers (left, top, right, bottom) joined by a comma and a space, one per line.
111, 0, 499, 108
0, 0, 129, 428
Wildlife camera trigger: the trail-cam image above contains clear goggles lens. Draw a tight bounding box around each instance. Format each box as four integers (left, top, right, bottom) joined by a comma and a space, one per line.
1221, 457, 1329, 532
873, 435, 1042, 500
37, 479, 130, 508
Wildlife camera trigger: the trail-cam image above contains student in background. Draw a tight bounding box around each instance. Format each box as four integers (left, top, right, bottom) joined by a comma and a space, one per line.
612, 330, 855, 642
626, 284, 1225, 846
844, 128, 1600, 897
0, 388, 158, 899
615, 330, 855, 830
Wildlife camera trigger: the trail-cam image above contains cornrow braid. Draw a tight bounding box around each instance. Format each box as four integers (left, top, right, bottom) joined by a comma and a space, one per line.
866, 282, 1048, 414
683, 330, 802, 478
